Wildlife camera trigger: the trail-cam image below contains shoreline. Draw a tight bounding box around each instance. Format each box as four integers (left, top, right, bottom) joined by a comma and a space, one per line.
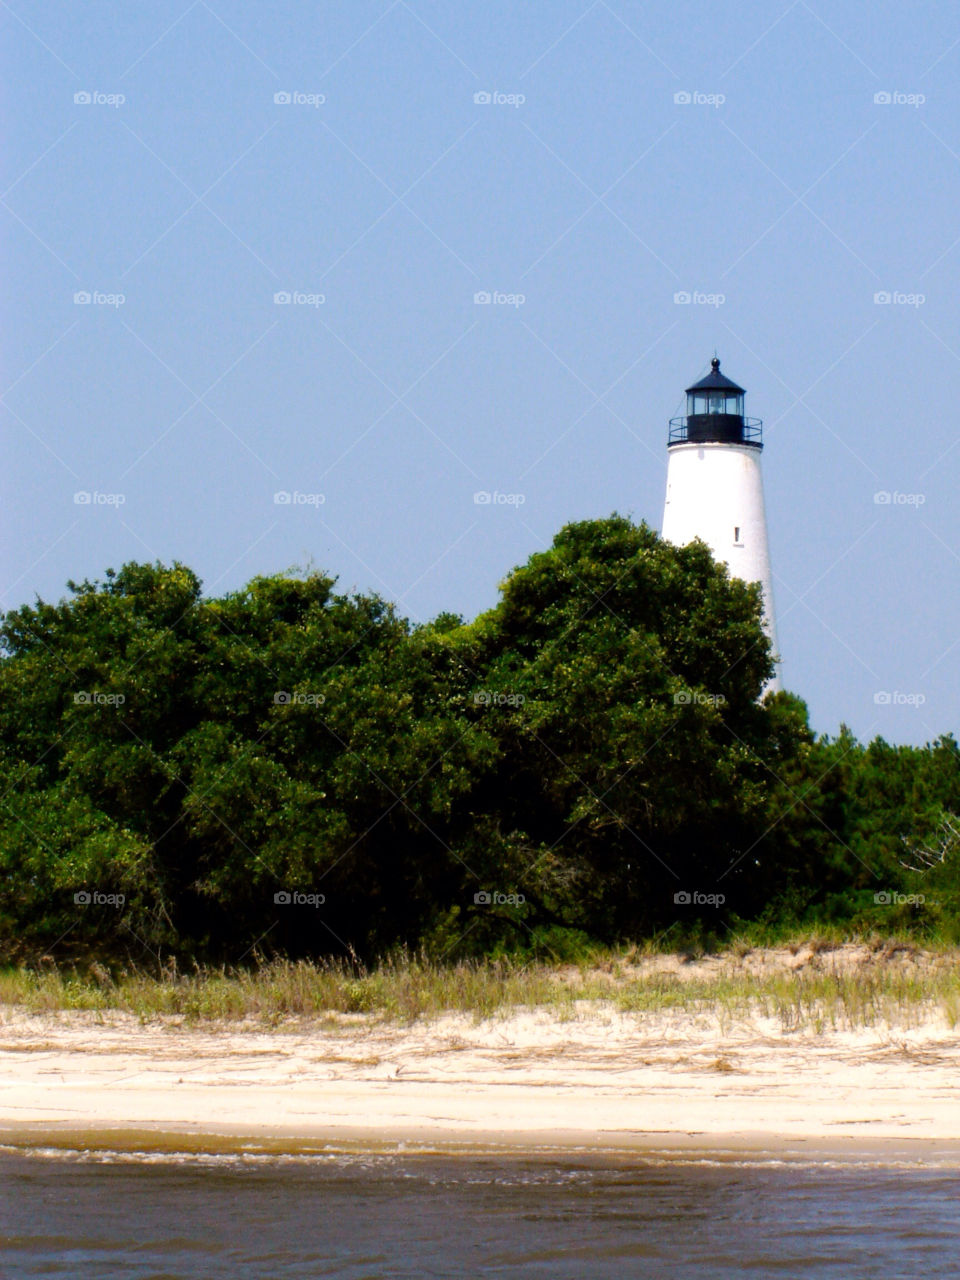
5, 1130, 960, 1169
3, 1120, 960, 1169
4, 991, 960, 1167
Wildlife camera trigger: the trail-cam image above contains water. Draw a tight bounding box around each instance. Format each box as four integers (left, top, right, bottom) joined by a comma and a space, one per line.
1, 1146, 958, 1278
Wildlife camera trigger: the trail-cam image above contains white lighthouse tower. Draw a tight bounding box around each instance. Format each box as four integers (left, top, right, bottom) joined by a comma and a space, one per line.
661, 358, 780, 689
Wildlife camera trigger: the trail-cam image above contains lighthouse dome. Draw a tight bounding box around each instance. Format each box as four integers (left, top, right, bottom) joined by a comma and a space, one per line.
685, 356, 745, 397
669, 357, 762, 448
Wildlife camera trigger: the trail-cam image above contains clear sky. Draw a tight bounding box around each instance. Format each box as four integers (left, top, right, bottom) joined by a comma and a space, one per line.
3, 0, 959, 745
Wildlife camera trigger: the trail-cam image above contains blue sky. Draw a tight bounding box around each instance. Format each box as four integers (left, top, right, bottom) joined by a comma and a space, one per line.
3, 0, 959, 745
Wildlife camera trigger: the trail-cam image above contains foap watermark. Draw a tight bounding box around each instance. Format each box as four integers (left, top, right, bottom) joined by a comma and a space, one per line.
74, 890, 125, 906
274, 890, 326, 906
274, 691, 326, 706
874, 90, 925, 107
874, 691, 926, 707
74, 490, 126, 506
874, 291, 925, 307
274, 90, 325, 106
74, 291, 125, 308
474, 890, 526, 905
474, 490, 525, 506
874, 891, 925, 905
873, 490, 925, 506
674, 890, 725, 906
674, 689, 726, 707
474, 290, 525, 308
674, 290, 725, 307
74, 90, 125, 108
74, 691, 126, 706
474, 689, 525, 708
473, 90, 525, 107
274, 490, 325, 506
674, 90, 725, 107
274, 290, 325, 307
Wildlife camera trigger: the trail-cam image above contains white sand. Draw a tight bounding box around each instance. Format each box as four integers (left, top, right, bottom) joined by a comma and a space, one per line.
3, 983, 960, 1161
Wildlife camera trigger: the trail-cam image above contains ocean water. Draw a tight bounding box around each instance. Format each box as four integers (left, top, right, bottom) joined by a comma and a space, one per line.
1, 1147, 958, 1278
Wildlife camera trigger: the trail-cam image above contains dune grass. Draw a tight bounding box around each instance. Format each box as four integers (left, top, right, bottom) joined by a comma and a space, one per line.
0, 956, 575, 1024
1, 935, 959, 1032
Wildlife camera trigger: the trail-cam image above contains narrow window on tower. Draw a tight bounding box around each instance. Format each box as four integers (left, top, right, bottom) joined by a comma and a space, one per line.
734, 526, 741, 543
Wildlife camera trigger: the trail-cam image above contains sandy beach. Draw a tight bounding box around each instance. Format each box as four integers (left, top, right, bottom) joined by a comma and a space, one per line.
3, 947, 960, 1164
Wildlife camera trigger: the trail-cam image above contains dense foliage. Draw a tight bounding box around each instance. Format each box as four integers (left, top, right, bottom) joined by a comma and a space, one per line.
1, 517, 957, 965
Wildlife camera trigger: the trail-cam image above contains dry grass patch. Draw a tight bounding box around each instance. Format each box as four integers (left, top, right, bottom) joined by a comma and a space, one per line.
2, 941, 959, 1032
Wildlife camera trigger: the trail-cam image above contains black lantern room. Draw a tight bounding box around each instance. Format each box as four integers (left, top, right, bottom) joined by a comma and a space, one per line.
668, 357, 762, 448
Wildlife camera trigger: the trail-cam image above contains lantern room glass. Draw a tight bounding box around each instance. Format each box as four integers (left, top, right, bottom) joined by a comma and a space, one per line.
687, 390, 744, 417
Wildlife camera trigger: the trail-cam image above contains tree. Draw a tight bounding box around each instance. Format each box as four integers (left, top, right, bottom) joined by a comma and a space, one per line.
444, 516, 798, 941
0, 563, 494, 962
4, 521, 954, 964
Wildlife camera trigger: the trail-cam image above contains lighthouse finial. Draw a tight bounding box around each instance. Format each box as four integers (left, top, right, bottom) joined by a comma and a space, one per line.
711, 355, 720, 373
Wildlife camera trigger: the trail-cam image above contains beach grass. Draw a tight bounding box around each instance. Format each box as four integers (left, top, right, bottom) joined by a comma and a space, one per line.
1, 935, 960, 1031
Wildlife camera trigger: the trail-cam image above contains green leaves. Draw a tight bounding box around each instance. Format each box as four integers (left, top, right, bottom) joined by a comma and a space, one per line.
447, 516, 782, 937
2, 526, 956, 964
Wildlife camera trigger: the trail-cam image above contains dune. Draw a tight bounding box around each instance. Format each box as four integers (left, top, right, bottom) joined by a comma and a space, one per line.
3, 948, 960, 1164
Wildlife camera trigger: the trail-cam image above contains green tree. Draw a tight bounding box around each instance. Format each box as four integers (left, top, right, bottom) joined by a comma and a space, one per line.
444, 516, 797, 942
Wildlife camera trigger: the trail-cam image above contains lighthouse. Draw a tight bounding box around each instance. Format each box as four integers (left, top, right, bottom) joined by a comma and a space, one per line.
661, 357, 780, 689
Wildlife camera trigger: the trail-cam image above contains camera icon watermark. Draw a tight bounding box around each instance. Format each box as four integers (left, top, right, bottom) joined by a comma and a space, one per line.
74, 291, 125, 308
473, 689, 525, 708
274, 290, 325, 307
673, 290, 724, 307
873, 290, 925, 307
74, 690, 126, 706
473, 89, 525, 107
874, 90, 925, 107
273, 490, 325, 506
74, 90, 125, 107
474, 890, 525, 905
473, 289, 525, 308
273, 690, 325, 706
673, 890, 725, 906
274, 90, 325, 106
873, 690, 925, 707
874, 890, 924, 905
674, 689, 726, 707
274, 889, 325, 906
74, 491, 126, 506
473, 490, 525, 506
873, 490, 925, 506
74, 889, 125, 906
673, 90, 725, 107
